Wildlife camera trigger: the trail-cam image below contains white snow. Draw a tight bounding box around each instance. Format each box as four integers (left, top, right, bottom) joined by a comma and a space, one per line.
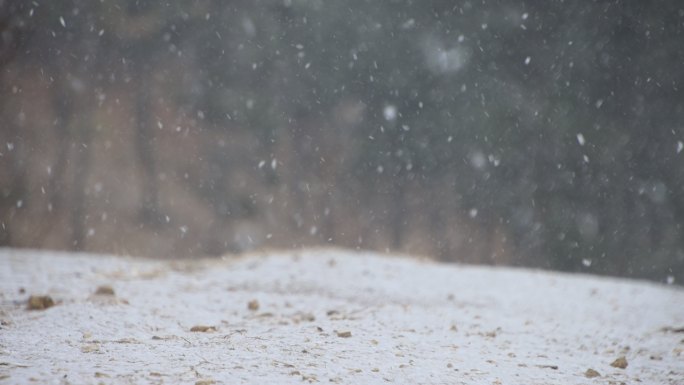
1, 248, 683, 384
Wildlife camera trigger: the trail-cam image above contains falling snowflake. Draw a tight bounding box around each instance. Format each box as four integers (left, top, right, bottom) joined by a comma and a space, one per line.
576, 133, 586, 146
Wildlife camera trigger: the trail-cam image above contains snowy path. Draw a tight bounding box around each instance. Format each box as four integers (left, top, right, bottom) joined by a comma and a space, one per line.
1, 248, 683, 384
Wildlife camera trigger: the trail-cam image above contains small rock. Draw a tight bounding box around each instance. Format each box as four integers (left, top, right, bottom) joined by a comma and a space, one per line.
298, 312, 315, 322
536, 364, 558, 370
195, 379, 215, 385
248, 299, 259, 311
27, 295, 54, 310
190, 325, 217, 332
585, 368, 601, 378
81, 343, 99, 353
94, 285, 115, 296
610, 356, 628, 369
337, 331, 352, 338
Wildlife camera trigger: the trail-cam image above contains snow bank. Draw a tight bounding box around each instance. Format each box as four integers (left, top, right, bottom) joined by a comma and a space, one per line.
1, 248, 682, 384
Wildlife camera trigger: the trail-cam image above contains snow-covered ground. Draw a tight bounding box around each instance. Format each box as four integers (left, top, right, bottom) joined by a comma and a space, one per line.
1, 248, 682, 384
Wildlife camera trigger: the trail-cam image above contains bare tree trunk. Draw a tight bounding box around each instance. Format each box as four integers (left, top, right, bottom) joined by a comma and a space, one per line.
429, 191, 449, 261
70, 123, 93, 250
0, 2, 28, 246
389, 179, 406, 250
134, 69, 160, 224
0, 118, 25, 246
48, 85, 73, 212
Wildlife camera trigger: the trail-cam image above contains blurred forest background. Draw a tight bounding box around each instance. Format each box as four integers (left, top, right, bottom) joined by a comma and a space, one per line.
1, 1, 683, 284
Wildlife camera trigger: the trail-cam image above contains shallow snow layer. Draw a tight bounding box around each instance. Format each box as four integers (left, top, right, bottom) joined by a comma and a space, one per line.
1, 248, 683, 384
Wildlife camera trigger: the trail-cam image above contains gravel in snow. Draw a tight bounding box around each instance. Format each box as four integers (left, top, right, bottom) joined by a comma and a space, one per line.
1, 248, 683, 384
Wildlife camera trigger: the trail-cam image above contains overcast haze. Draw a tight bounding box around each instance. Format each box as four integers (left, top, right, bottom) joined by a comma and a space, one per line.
1, 1, 683, 283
